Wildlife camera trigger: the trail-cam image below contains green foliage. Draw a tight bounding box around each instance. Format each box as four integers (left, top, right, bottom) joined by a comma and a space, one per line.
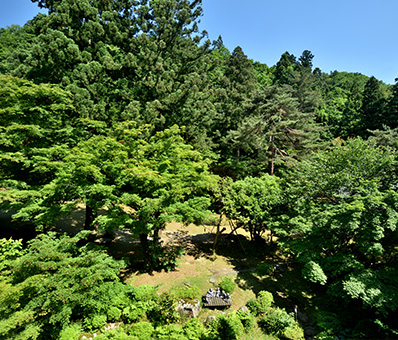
122, 302, 148, 323
236, 310, 255, 332
206, 313, 244, 340
148, 292, 180, 326
58, 323, 83, 340
107, 306, 121, 322
95, 327, 133, 340
0, 231, 126, 339
219, 277, 236, 293
171, 284, 201, 301
246, 291, 274, 316
283, 322, 305, 340
314, 311, 342, 338
183, 318, 205, 340
130, 284, 159, 303
154, 323, 185, 340
256, 263, 274, 276
127, 321, 154, 340
224, 174, 283, 242
84, 314, 107, 332
302, 261, 327, 285
286, 138, 398, 330
257, 308, 295, 336
0, 238, 23, 272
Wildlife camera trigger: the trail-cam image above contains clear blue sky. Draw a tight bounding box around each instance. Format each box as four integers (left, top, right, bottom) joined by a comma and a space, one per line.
1, 0, 397, 84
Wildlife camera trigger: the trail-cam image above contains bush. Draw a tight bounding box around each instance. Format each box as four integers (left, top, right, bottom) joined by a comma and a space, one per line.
183, 319, 205, 340
58, 324, 83, 340
258, 307, 295, 336
283, 322, 305, 340
1, 232, 127, 338
0, 238, 24, 272
129, 284, 159, 302
95, 327, 133, 340
172, 284, 201, 300
219, 277, 236, 293
127, 321, 154, 340
84, 314, 107, 332
122, 302, 147, 323
147, 292, 180, 326
256, 263, 274, 276
246, 291, 274, 316
155, 323, 185, 340
206, 313, 244, 340
107, 306, 121, 322
237, 310, 255, 332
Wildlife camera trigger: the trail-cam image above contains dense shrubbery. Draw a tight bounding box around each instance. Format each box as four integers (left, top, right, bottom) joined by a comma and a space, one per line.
0, 231, 306, 340
246, 291, 274, 316
219, 277, 236, 293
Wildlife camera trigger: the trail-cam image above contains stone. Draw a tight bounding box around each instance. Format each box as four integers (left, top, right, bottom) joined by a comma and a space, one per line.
205, 315, 216, 324
177, 299, 201, 318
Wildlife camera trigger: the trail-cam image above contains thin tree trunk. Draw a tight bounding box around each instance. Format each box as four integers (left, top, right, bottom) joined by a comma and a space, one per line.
269, 135, 275, 176
139, 233, 153, 273
85, 204, 96, 230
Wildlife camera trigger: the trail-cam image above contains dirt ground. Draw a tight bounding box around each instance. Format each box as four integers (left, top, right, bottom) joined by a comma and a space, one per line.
1, 208, 315, 337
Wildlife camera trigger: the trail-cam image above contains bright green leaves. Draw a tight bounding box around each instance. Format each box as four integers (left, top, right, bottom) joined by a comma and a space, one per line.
302, 261, 327, 285
286, 138, 398, 315
223, 174, 283, 242
0, 238, 24, 273
0, 231, 127, 339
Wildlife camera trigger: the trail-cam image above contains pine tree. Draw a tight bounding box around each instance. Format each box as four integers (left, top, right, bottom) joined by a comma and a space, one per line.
361, 76, 386, 135
386, 77, 398, 129
226, 85, 323, 176
211, 46, 258, 170
5, 0, 215, 144
274, 51, 296, 85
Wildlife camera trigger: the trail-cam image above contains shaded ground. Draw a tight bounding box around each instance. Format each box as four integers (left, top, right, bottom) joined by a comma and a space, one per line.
1, 209, 316, 338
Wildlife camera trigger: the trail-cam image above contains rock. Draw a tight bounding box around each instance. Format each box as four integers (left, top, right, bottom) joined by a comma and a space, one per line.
205, 315, 216, 324
177, 299, 201, 318
239, 306, 249, 312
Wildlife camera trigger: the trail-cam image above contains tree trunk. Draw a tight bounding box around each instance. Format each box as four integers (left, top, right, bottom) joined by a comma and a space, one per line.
269, 135, 275, 176
139, 233, 153, 273
85, 204, 96, 230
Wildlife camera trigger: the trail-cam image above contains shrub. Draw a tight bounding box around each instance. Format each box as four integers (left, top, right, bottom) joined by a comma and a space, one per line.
1, 232, 127, 339
129, 284, 159, 302
147, 292, 180, 326
283, 322, 305, 340
258, 307, 295, 336
237, 310, 255, 332
58, 324, 83, 340
256, 263, 274, 276
183, 318, 205, 340
219, 277, 236, 293
302, 261, 327, 285
122, 302, 147, 323
172, 284, 201, 300
84, 314, 107, 332
95, 327, 133, 340
127, 321, 154, 340
206, 313, 244, 340
0, 238, 24, 272
155, 323, 185, 340
107, 306, 121, 322
246, 291, 274, 316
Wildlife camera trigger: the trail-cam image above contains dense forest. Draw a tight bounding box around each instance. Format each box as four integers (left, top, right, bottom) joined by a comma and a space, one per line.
1, 1, 398, 339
